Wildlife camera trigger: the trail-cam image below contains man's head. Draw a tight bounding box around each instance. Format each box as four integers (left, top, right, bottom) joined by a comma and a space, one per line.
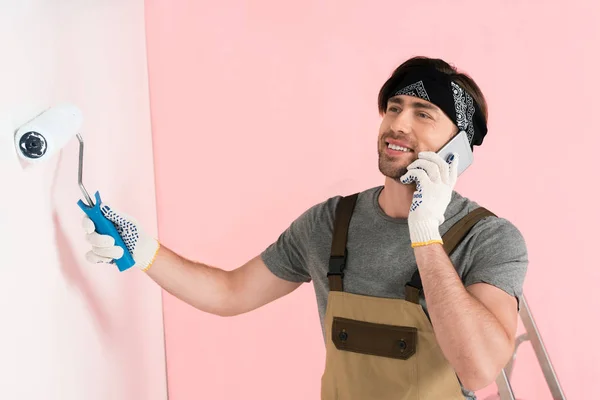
377, 56, 488, 180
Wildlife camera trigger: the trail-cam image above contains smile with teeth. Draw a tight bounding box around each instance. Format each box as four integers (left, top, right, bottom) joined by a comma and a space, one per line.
387, 143, 412, 152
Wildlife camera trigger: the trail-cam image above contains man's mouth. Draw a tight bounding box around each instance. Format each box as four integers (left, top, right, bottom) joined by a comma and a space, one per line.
385, 139, 414, 153
387, 143, 412, 152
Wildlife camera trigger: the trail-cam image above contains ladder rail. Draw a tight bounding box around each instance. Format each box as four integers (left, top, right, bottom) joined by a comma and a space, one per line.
493, 294, 567, 400
517, 295, 567, 399
495, 369, 517, 400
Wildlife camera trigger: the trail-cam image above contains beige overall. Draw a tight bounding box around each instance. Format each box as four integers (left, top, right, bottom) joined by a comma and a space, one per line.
320, 193, 495, 399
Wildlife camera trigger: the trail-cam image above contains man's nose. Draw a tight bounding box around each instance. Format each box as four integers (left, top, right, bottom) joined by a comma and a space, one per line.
390, 110, 412, 133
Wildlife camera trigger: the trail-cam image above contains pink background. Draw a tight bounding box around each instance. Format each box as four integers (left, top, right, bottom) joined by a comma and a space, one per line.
145, 1, 600, 399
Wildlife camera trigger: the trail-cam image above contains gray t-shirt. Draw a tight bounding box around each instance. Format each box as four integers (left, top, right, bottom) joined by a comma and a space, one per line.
260, 185, 528, 397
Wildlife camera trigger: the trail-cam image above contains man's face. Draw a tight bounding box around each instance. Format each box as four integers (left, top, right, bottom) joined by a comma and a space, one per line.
378, 95, 458, 180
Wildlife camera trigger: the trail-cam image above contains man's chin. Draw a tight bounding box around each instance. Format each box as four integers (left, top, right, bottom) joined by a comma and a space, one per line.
378, 163, 408, 181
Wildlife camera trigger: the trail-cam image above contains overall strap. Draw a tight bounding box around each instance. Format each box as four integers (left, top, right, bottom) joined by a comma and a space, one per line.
405, 207, 497, 304
327, 193, 359, 292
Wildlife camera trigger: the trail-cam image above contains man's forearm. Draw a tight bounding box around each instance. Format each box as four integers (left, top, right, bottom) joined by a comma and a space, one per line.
413, 243, 513, 390
144, 245, 236, 316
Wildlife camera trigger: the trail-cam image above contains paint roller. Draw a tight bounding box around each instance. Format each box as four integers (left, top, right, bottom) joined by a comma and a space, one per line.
14, 104, 135, 271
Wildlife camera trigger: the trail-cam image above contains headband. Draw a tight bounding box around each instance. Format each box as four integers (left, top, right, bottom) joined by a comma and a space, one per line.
390, 67, 487, 147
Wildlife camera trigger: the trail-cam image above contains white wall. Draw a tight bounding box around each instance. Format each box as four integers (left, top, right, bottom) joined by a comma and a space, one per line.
0, 2, 167, 399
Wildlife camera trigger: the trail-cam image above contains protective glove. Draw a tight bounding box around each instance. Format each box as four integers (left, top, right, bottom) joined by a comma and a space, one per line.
400, 151, 459, 248
82, 203, 160, 271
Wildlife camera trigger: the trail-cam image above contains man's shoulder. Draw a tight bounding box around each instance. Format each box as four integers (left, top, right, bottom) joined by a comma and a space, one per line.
447, 193, 529, 300
446, 191, 527, 249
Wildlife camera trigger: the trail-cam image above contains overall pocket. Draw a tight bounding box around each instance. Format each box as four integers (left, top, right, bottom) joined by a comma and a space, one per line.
331, 317, 417, 360
329, 317, 420, 399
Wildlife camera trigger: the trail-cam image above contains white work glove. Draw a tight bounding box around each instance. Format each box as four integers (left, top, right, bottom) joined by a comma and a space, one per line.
82, 204, 160, 271
400, 151, 459, 248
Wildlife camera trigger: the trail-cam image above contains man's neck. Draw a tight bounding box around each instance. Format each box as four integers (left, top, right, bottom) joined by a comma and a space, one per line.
378, 177, 416, 219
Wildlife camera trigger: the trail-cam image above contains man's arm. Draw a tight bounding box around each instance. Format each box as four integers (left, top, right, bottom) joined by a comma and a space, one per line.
414, 243, 518, 391
399, 152, 526, 390
145, 246, 302, 317
85, 198, 319, 318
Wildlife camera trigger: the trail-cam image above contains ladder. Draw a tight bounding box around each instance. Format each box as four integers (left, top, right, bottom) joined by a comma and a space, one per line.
485, 295, 567, 400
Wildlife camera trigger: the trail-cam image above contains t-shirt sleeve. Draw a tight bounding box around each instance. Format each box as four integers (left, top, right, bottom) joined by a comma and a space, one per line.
464, 217, 529, 306
260, 203, 323, 283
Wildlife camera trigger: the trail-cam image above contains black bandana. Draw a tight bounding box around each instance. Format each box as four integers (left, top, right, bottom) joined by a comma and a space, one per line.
390, 68, 487, 147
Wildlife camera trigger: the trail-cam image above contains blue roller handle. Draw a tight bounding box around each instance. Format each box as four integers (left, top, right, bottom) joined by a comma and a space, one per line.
77, 191, 135, 272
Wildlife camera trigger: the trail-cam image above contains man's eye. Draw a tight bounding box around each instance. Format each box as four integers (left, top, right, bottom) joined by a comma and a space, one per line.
418, 112, 430, 119
388, 107, 399, 113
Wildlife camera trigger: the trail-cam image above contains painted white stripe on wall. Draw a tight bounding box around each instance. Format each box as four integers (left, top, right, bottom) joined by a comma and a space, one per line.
0, 2, 166, 399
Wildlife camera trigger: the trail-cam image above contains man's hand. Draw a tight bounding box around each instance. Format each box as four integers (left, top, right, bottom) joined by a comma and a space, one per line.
400, 151, 459, 247
82, 203, 160, 271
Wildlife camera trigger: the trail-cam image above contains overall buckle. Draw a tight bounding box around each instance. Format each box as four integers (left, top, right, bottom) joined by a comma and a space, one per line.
327, 253, 347, 278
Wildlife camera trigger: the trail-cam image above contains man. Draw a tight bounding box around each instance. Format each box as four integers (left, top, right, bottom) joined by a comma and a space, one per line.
83, 56, 528, 399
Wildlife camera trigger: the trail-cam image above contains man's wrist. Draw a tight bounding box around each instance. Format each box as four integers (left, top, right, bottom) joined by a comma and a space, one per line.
135, 237, 161, 271
409, 219, 442, 248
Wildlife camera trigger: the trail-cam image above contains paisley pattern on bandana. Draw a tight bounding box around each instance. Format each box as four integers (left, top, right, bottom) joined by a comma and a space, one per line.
395, 80, 431, 102
451, 82, 476, 144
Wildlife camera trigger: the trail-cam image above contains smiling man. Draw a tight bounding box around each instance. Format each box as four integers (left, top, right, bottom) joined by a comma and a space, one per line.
82, 56, 528, 400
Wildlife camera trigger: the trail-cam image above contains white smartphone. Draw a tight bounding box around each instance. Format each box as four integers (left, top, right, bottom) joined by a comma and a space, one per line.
436, 130, 473, 176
